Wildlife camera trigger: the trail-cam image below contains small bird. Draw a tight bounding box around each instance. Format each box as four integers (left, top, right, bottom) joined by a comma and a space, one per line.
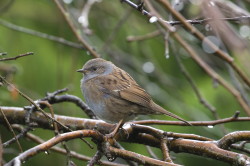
77, 58, 190, 126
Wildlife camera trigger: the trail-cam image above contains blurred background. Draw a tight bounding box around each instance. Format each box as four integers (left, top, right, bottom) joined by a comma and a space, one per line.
0, 0, 250, 165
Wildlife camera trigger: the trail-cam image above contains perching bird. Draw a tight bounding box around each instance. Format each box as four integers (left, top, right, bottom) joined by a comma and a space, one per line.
77, 58, 190, 126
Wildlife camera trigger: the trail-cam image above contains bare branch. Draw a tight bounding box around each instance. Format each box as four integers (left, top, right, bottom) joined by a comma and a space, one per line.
134, 116, 250, 126
5, 130, 104, 166
53, 0, 99, 58
154, 0, 250, 88
0, 106, 113, 133
126, 30, 161, 42
160, 136, 172, 163
2, 107, 250, 165
218, 131, 250, 149
0, 108, 23, 152
0, 52, 33, 61
122, 0, 250, 116
12, 125, 122, 166
110, 146, 179, 166
43, 88, 96, 119
146, 146, 159, 159
168, 16, 250, 26
3, 126, 32, 148
121, 0, 250, 26
169, 138, 250, 165
0, 76, 73, 132
1, 106, 250, 130
0, 19, 83, 49
87, 150, 103, 166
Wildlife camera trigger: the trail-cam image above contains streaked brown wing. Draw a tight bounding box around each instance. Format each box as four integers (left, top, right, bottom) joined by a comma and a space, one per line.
96, 67, 152, 108
119, 83, 152, 108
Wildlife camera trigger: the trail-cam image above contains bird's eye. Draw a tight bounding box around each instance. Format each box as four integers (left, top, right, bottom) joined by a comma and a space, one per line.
92, 67, 97, 71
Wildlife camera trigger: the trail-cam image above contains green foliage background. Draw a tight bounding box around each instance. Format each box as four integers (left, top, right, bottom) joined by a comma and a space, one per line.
0, 0, 249, 165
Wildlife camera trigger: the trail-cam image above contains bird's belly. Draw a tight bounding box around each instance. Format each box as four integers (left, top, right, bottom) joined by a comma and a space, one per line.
83, 86, 136, 123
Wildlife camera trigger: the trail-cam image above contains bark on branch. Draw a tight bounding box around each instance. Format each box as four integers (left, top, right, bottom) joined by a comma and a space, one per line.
1, 106, 250, 165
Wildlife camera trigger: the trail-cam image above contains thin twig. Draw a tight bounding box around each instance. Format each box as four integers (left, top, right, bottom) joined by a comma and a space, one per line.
53, 0, 99, 58
0, 75, 72, 132
0, 19, 83, 49
173, 32, 250, 115
0, 52, 33, 61
146, 146, 159, 159
145, 0, 250, 115
154, 0, 250, 88
121, 0, 250, 25
122, 0, 250, 115
228, 64, 250, 106
38, 101, 59, 135
174, 49, 227, 133
88, 150, 103, 166
160, 136, 172, 163
174, 50, 217, 113
0, 0, 15, 14
62, 142, 74, 166
112, 142, 138, 166
3, 126, 33, 148
101, 8, 132, 51
126, 30, 161, 42
0, 108, 23, 152
168, 16, 250, 26
134, 112, 250, 126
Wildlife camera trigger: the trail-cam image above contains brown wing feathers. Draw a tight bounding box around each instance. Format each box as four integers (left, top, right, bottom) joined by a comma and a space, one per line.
99, 66, 191, 125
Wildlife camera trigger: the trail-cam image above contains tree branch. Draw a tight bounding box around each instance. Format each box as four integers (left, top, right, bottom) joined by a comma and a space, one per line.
0, 52, 33, 61
0, 19, 83, 49
121, 0, 250, 116
53, 0, 99, 58
218, 131, 250, 149
2, 106, 250, 165
5, 130, 104, 166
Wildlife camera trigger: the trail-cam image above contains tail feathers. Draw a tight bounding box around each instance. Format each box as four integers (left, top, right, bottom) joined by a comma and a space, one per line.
152, 102, 192, 126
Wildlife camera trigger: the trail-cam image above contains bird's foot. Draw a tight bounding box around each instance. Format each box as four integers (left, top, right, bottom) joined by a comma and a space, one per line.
106, 119, 124, 140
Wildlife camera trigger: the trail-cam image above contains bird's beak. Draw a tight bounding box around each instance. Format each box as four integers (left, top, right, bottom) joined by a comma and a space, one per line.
77, 69, 85, 73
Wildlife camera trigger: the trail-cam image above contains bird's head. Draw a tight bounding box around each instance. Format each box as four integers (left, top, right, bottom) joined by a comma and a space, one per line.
77, 58, 114, 81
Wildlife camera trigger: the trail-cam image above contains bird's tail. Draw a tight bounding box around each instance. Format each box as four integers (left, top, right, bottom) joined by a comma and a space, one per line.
151, 102, 192, 126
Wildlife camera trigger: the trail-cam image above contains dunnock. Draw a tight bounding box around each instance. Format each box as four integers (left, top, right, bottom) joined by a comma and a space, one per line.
77, 58, 190, 125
